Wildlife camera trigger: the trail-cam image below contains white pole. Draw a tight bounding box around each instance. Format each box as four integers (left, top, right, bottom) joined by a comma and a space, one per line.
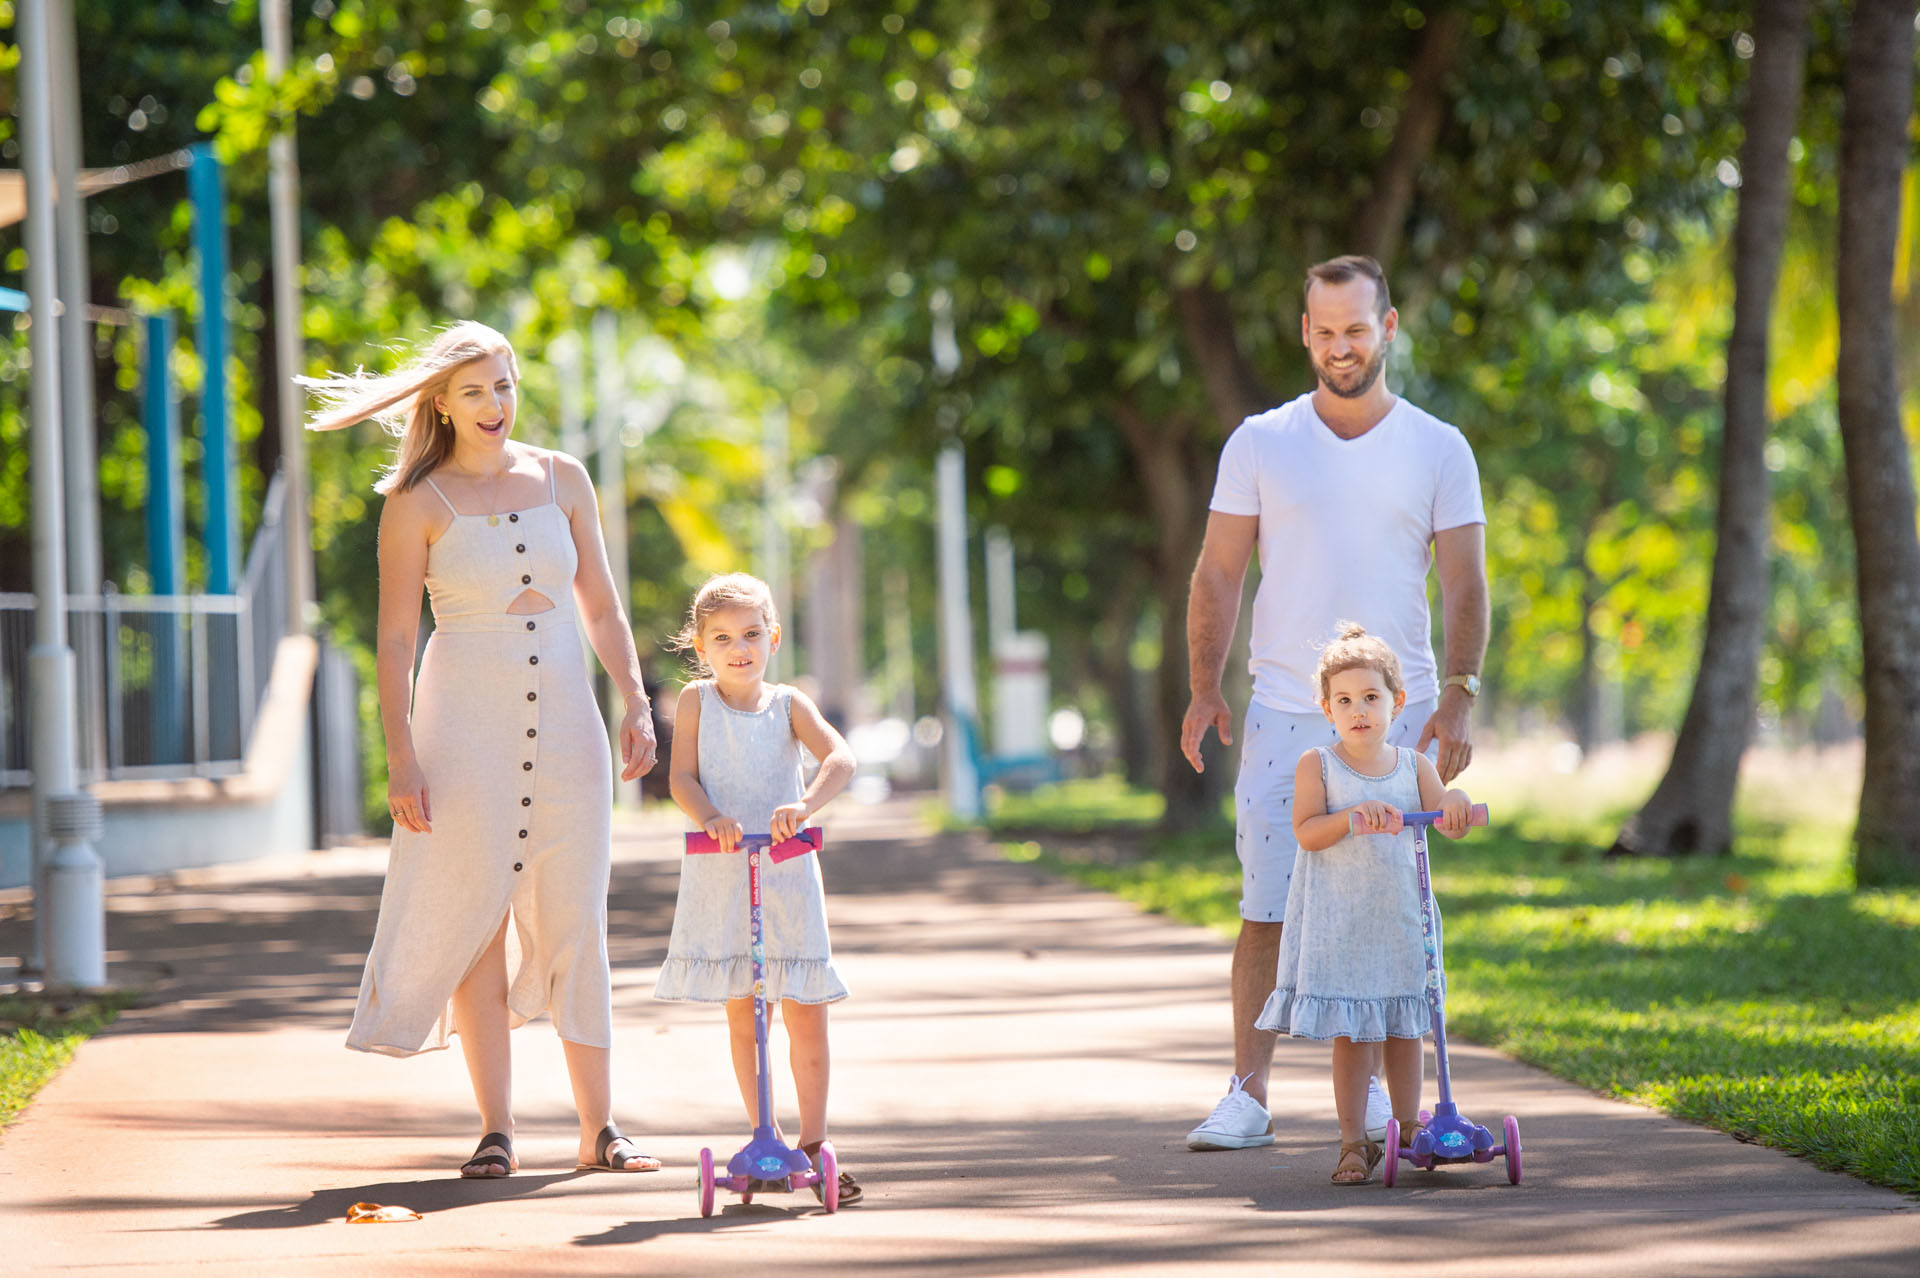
592, 311, 634, 805
936, 442, 981, 820
48, 0, 104, 785
262, 0, 312, 633
928, 288, 979, 818
22, 0, 105, 990
49, 0, 97, 597
985, 525, 1015, 650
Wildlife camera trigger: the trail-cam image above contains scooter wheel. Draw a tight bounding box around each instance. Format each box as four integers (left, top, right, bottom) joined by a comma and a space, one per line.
819, 1140, 840, 1213
1503, 1115, 1522, 1185
698, 1148, 715, 1218
1382, 1118, 1399, 1187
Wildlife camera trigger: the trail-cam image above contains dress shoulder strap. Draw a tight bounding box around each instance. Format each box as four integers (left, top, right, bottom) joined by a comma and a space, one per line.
546, 452, 558, 503
420, 475, 459, 516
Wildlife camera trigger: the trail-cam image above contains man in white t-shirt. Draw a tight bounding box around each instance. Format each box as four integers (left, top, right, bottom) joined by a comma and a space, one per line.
1179, 255, 1488, 1151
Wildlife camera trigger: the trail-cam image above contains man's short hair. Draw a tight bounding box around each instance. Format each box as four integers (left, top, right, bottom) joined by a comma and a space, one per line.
1303, 255, 1392, 319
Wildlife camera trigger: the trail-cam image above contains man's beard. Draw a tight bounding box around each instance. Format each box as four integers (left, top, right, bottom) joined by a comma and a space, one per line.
1313, 344, 1387, 399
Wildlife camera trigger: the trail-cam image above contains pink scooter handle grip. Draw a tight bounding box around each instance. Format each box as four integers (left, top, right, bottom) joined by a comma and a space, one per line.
1350, 804, 1490, 834
683, 827, 823, 863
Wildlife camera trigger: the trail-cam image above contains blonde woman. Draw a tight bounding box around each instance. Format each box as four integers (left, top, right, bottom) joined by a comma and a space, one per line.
307, 322, 659, 1178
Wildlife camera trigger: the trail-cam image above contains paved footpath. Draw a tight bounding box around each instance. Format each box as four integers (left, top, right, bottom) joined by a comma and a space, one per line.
3, 797, 1918, 1276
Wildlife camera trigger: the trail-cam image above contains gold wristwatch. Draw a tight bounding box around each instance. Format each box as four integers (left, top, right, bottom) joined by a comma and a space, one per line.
1443, 673, 1481, 696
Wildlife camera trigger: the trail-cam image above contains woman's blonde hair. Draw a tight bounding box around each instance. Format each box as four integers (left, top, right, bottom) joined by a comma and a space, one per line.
1314, 621, 1406, 704
670, 573, 780, 675
301, 321, 519, 494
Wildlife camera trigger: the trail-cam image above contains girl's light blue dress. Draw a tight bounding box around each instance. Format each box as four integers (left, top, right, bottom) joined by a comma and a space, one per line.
1255, 745, 1439, 1042
653, 682, 848, 1004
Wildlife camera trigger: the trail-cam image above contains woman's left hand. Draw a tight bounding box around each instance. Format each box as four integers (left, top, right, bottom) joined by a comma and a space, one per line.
620, 702, 658, 780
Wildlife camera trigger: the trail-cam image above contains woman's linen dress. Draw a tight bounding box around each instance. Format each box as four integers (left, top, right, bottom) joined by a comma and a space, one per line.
347, 457, 615, 1056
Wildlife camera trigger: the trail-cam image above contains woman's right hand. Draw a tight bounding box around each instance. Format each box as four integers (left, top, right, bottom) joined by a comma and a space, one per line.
703, 814, 743, 855
388, 757, 433, 834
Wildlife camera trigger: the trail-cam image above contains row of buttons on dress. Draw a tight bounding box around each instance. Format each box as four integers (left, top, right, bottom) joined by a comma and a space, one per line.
514, 511, 536, 874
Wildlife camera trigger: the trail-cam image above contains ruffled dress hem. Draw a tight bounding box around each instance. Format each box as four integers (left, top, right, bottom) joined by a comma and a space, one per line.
653, 956, 849, 1005
1256, 988, 1432, 1042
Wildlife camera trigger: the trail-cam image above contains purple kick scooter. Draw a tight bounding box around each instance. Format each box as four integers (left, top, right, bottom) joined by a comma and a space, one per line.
685, 827, 839, 1216
1369, 804, 1523, 1187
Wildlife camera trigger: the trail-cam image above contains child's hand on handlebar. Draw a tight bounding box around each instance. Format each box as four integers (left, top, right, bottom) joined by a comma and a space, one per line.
769, 802, 808, 844
1436, 790, 1473, 838
1348, 801, 1404, 836
703, 814, 743, 854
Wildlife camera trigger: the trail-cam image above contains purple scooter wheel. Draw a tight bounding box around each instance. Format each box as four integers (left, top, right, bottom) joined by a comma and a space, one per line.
1381, 1118, 1399, 1187
1503, 1114, 1522, 1184
698, 1147, 715, 1217
819, 1140, 840, 1212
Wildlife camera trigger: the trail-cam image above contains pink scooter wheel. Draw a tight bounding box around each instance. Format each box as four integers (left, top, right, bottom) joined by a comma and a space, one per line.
698, 1147, 715, 1217
819, 1140, 840, 1212
1503, 1115, 1522, 1184
1381, 1118, 1399, 1187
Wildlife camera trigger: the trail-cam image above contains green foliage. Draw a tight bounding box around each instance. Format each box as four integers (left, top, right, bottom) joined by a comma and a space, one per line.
0, 1, 1877, 808
0, 992, 131, 1130
1000, 772, 1920, 1195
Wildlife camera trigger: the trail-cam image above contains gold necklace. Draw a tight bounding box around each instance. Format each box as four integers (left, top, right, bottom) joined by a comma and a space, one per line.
450, 458, 509, 525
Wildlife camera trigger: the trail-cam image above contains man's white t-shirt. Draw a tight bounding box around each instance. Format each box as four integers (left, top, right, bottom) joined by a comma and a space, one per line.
1209, 392, 1485, 715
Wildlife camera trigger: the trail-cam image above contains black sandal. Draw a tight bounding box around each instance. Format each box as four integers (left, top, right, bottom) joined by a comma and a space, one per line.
801, 1140, 863, 1206
579, 1123, 662, 1172
460, 1131, 515, 1179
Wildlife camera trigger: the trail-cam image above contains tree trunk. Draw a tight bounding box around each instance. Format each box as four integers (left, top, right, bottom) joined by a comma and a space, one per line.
1350, 6, 1467, 267
1093, 571, 1155, 788
1613, 0, 1808, 858
1836, 0, 1920, 884
1112, 399, 1224, 826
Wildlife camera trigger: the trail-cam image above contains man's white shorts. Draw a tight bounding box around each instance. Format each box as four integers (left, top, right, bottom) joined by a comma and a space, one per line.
1233, 697, 1437, 923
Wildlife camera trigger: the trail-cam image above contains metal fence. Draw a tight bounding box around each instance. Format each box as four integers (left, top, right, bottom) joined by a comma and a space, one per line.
1, 472, 292, 787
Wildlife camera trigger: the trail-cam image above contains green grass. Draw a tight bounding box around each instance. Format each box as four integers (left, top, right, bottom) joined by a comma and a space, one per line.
0, 992, 130, 1130
986, 764, 1920, 1197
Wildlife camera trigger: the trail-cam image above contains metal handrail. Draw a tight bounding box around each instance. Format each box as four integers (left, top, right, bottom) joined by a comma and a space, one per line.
0, 470, 292, 788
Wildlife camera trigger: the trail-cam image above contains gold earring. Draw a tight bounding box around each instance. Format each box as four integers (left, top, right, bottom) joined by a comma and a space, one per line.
439, 412, 449, 425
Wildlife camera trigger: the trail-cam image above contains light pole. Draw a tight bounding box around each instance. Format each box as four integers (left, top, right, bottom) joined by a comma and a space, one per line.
262, 0, 313, 633
21, 0, 105, 989
929, 288, 980, 820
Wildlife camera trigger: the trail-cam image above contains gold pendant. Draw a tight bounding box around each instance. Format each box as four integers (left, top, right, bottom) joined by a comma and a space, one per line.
487, 514, 500, 526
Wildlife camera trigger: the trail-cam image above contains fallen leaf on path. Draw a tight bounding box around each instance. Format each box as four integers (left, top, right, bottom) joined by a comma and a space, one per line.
346, 1202, 421, 1223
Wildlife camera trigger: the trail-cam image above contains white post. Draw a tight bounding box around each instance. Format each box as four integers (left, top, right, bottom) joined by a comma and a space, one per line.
936, 443, 981, 820
984, 525, 1015, 651
928, 286, 979, 819
592, 311, 634, 805
760, 405, 790, 680
49, 0, 97, 597
22, 0, 105, 989
262, 0, 312, 633
48, 0, 104, 785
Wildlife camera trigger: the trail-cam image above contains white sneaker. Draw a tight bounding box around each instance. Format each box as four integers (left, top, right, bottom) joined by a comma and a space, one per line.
1187, 1073, 1274, 1150
1365, 1075, 1391, 1142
